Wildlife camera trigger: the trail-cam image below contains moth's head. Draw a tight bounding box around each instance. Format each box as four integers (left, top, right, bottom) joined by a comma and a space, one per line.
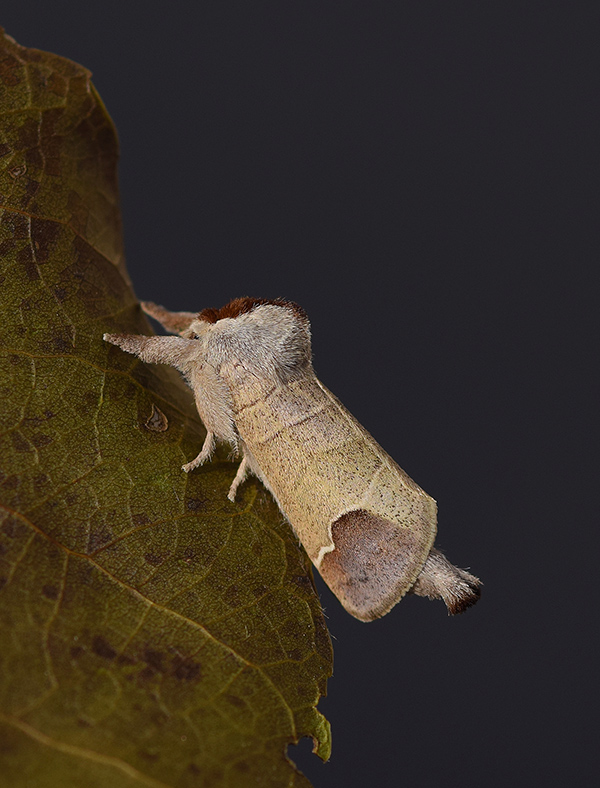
187, 297, 312, 379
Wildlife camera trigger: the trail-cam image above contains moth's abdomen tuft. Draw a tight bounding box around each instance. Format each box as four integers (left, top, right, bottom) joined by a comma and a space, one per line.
409, 548, 481, 615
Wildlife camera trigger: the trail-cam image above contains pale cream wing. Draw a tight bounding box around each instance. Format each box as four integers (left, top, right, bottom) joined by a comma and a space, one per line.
233, 374, 437, 619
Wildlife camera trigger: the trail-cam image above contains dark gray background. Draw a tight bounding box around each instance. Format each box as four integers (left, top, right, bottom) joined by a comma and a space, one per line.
3, 3, 597, 786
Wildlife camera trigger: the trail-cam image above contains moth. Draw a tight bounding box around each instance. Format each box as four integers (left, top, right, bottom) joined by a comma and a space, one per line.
104, 297, 480, 621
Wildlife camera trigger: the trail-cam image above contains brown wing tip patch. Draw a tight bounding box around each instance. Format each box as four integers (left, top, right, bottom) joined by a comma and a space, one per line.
318, 509, 429, 622
409, 547, 481, 615
198, 297, 308, 325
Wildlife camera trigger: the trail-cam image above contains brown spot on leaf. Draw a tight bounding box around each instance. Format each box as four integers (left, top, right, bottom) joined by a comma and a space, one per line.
7, 213, 28, 239
186, 497, 207, 512
22, 178, 40, 209
132, 513, 150, 526
32, 433, 53, 449
291, 575, 314, 594
31, 218, 60, 264
287, 649, 303, 661
138, 666, 155, 682
143, 649, 166, 672
223, 585, 242, 607
188, 764, 201, 775
92, 635, 116, 660
180, 547, 196, 564
0, 577, 7, 592
70, 645, 84, 659
0, 143, 11, 158
2, 475, 20, 491
144, 552, 165, 567
116, 653, 136, 667
50, 333, 74, 353
54, 287, 68, 302
172, 656, 201, 682
11, 432, 31, 453
87, 528, 112, 553
144, 404, 168, 432
42, 584, 59, 600
76, 718, 92, 728
225, 694, 245, 708
139, 750, 159, 763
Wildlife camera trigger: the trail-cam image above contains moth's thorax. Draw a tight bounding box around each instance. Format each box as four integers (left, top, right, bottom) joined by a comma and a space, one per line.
200, 303, 312, 385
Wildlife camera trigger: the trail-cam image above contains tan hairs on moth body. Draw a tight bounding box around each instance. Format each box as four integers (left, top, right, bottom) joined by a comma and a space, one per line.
104, 297, 481, 622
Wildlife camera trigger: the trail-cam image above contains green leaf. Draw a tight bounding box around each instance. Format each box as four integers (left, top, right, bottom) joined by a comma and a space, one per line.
0, 29, 332, 787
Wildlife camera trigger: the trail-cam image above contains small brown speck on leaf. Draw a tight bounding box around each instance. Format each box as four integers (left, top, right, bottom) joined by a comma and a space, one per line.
87, 528, 112, 553
138, 666, 155, 682
172, 655, 201, 682
143, 650, 166, 672
92, 636, 116, 660
186, 497, 207, 512
139, 750, 159, 763
144, 404, 168, 432
11, 432, 31, 453
144, 552, 165, 567
32, 433, 53, 448
42, 584, 59, 600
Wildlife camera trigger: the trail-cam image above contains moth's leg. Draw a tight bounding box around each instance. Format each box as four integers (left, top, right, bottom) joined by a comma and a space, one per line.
410, 548, 481, 615
141, 302, 197, 334
227, 455, 250, 502
182, 431, 216, 473
103, 334, 193, 367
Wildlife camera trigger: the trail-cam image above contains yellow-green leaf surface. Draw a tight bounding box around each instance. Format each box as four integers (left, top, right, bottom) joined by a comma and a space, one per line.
0, 29, 332, 788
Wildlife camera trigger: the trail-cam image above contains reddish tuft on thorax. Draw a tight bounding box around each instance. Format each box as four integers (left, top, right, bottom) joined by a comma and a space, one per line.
198, 297, 308, 324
